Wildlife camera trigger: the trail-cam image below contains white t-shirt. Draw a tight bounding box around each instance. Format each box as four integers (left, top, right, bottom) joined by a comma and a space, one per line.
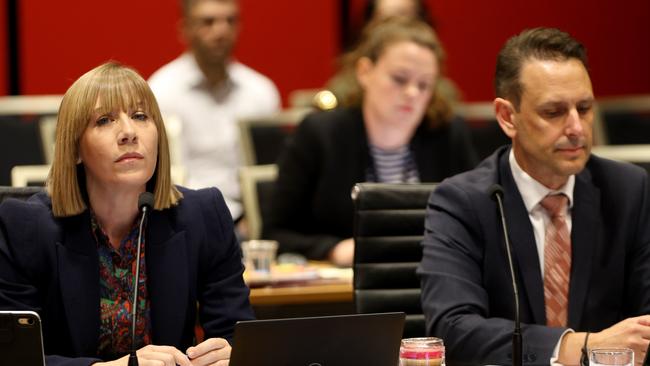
149, 53, 281, 219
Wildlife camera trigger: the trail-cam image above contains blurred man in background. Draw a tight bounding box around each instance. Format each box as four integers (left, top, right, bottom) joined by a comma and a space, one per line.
149, 0, 280, 226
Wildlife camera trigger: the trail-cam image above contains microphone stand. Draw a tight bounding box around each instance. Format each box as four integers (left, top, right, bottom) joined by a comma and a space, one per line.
129, 195, 152, 366
492, 186, 523, 366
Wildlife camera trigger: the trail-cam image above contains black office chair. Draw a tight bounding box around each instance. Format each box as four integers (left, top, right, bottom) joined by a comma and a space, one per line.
0, 115, 48, 186
238, 108, 311, 166
455, 102, 510, 160
0, 186, 43, 204
351, 182, 437, 338
239, 164, 278, 239
598, 95, 650, 145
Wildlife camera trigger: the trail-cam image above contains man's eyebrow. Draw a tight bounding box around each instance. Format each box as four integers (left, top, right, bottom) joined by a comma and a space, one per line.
537, 100, 567, 108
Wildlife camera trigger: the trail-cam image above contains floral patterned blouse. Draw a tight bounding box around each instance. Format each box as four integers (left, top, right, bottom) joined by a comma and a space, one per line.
91, 212, 152, 359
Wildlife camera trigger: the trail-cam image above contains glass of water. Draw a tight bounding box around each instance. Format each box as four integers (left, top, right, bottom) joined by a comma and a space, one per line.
241, 240, 278, 275
589, 348, 633, 366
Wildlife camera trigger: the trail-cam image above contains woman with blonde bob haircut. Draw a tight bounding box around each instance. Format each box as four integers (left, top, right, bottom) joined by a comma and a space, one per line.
0, 62, 254, 366
49, 62, 181, 216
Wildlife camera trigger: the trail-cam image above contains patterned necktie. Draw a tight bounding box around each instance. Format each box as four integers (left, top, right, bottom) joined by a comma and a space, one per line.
540, 193, 571, 327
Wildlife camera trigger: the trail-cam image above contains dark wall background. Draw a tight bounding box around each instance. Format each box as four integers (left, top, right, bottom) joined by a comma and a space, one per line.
4, 0, 650, 104
0, 0, 7, 96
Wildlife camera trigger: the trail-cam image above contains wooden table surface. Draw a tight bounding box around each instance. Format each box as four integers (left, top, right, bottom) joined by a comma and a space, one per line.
246, 263, 353, 306
249, 281, 353, 305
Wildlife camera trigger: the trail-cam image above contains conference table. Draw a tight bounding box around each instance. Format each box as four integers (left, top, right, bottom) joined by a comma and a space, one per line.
245, 263, 355, 319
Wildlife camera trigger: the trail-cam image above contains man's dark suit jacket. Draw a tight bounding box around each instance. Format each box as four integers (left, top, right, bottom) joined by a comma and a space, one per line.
0, 187, 255, 366
265, 107, 478, 259
418, 146, 650, 365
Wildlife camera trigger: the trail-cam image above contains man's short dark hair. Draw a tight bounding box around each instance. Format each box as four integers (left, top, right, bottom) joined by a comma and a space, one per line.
180, 0, 235, 16
494, 27, 588, 109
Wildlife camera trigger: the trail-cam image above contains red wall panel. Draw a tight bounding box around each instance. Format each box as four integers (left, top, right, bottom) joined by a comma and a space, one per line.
429, 0, 650, 100
235, 0, 339, 102
19, 0, 184, 95
17, 0, 339, 106
13, 0, 650, 102
347, 0, 650, 101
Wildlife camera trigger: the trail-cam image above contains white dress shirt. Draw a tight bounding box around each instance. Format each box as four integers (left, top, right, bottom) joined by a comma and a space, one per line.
509, 149, 574, 275
149, 53, 281, 219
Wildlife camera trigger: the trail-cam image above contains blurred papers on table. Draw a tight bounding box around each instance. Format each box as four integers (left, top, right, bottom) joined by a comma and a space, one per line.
244, 262, 353, 288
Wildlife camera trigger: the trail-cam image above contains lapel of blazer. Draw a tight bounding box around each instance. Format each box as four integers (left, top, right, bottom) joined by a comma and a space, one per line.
146, 208, 189, 347
498, 151, 546, 324
567, 169, 599, 327
57, 212, 101, 356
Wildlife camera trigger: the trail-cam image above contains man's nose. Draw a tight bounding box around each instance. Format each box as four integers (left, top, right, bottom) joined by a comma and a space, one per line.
565, 108, 584, 136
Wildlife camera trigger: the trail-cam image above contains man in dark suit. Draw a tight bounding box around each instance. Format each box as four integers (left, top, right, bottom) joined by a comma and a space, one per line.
418, 27, 650, 365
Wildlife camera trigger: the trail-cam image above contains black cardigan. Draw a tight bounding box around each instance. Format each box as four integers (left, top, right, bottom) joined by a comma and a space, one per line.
264, 107, 478, 259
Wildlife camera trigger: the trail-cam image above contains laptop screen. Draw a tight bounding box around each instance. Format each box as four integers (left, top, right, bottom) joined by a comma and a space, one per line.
230, 312, 405, 366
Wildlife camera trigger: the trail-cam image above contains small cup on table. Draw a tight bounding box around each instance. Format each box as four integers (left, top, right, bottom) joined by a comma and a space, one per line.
241, 240, 278, 276
589, 348, 633, 366
399, 337, 445, 366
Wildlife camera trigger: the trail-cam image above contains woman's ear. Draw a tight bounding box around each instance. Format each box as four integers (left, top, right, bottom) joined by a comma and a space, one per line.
355, 57, 373, 89
494, 98, 517, 139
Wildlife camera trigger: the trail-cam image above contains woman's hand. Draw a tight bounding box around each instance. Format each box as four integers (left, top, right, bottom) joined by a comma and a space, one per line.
328, 238, 355, 267
186, 337, 232, 366
93, 344, 192, 366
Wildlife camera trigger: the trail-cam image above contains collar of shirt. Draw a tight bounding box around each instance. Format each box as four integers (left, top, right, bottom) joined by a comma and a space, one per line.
90, 210, 143, 260
509, 148, 575, 277
182, 52, 237, 95
508, 148, 575, 214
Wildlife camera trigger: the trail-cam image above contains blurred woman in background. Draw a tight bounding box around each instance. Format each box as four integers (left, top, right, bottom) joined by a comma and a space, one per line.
266, 17, 478, 266
0, 62, 253, 365
332, 0, 461, 109
364, 0, 432, 26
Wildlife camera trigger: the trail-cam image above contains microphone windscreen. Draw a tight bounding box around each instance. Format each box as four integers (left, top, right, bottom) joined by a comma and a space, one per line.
138, 192, 155, 211
488, 184, 504, 200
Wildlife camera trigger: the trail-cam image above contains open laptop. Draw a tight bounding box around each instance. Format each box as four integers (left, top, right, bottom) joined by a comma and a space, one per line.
230, 312, 405, 366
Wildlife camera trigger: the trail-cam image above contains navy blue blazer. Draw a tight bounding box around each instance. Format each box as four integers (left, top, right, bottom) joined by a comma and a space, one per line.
0, 187, 254, 366
418, 146, 650, 365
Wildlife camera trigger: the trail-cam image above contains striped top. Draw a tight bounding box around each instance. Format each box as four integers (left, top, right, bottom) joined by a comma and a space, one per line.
368, 144, 420, 183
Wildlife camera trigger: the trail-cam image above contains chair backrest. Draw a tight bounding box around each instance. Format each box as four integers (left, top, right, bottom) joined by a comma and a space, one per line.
11, 165, 50, 187
352, 182, 437, 338
38, 115, 57, 164
597, 95, 650, 145
591, 144, 650, 175
0, 186, 43, 204
238, 108, 311, 166
0, 95, 62, 186
11, 164, 185, 188
239, 164, 278, 240
455, 102, 510, 160
163, 114, 183, 166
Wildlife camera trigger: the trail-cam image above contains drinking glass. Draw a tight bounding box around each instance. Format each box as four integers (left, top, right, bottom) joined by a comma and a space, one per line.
399, 337, 445, 366
589, 348, 633, 366
241, 240, 278, 275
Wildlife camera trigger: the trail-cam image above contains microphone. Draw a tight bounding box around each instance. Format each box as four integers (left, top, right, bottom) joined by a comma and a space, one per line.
129, 192, 154, 366
489, 184, 522, 366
